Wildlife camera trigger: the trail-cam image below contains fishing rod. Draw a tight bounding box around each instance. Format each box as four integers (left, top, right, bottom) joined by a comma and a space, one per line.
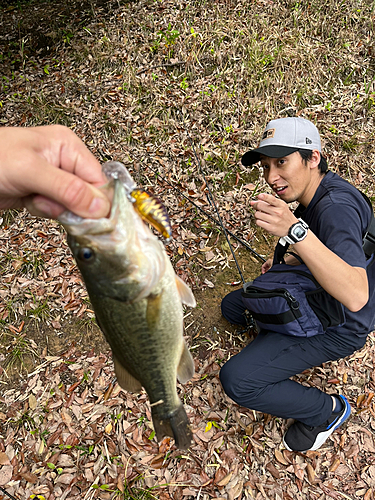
142, 162, 266, 263
178, 111, 247, 284
0, 486, 19, 500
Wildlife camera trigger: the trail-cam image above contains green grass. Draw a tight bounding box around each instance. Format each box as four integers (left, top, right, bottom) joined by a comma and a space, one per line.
0, 209, 21, 227
0, 330, 38, 372
27, 297, 50, 321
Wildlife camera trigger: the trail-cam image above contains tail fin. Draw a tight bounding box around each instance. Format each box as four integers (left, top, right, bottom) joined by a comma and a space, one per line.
151, 404, 192, 450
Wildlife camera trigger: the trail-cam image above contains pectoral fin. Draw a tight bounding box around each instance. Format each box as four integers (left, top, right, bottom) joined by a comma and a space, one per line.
113, 356, 142, 392
177, 342, 195, 384
175, 275, 196, 308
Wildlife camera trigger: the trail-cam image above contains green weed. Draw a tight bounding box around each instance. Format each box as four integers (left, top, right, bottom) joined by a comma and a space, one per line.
27, 296, 50, 321
1, 331, 38, 372
18, 250, 45, 277
0, 209, 21, 227
116, 477, 160, 500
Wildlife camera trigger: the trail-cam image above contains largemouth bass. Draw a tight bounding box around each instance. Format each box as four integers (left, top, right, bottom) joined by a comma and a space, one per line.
59, 162, 196, 449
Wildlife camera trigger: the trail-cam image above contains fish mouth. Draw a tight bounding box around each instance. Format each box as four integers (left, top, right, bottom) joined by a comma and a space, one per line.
102, 161, 137, 193
59, 178, 127, 237
59, 161, 137, 236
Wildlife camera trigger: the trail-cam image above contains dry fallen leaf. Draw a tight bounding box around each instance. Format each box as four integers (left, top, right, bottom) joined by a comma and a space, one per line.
364, 488, 373, 500
293, 464, 305, 481
0, 453, 10, 466
329, 458, 341, 472
306, 463, 316, 484
20, 471, 38, 483
228, 479, 244, 500
275, 449, 289, 465
357, 394, 366, 407
150, 453, 165, 469
216, 471, 233, 487
0, 465, 13, 486
29, 394, 37, 410
266, 462, 280, 479
54, 473, 75, 485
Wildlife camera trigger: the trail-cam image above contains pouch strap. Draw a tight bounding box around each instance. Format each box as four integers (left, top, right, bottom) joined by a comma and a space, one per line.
250, 308, 302, 325
363, 216, 375, 258
359, 191, 375, 258
273, 240, 289, 265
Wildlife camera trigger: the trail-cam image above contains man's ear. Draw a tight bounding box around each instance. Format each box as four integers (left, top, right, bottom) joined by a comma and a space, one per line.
309, 150, 321, 170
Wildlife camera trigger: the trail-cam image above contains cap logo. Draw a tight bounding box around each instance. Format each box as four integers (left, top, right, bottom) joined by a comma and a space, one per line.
306, 137, 312, 144
262, 128, 275, 140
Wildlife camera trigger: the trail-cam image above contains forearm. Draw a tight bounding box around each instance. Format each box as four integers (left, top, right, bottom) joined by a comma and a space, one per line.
293, 231, 368, 312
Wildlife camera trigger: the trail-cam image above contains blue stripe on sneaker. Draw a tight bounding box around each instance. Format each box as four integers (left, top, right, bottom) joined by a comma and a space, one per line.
326, 415, 340, 430
330, 395, 351, 430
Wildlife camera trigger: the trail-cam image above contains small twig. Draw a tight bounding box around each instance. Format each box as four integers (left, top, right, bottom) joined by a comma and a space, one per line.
136, 61, 186, 75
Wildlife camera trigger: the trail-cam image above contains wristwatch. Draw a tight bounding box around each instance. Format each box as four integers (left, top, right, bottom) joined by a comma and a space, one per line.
279, 218, 309, 246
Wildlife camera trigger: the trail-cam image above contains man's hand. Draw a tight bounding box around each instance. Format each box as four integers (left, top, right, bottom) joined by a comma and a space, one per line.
0, 125, 111, 218
261, 258, 273, 274
250, 193, 298, 237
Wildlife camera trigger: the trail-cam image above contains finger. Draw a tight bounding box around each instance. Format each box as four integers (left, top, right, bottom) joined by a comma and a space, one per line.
24, 195, 67, 218
21, 157, 111, 218
253, 210, 275, 224
257, 193, 283, 206
40, 125, 107, 186
261, 263, 269, 274
254, 217, 274, 232
252, 200, 279, 215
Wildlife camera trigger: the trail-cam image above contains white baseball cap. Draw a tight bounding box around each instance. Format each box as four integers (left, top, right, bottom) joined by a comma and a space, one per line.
242, 117, 322, 166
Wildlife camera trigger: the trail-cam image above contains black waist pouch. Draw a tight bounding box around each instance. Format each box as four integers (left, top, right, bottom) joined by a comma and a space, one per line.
242, 264, 345, 337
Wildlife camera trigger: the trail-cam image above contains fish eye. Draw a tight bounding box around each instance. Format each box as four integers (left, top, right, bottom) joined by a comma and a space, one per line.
78, 247, 95, 263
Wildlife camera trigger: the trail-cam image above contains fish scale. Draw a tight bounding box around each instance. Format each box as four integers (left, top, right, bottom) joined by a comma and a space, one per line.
92, 294, 183, 411
59, 162, 196, 450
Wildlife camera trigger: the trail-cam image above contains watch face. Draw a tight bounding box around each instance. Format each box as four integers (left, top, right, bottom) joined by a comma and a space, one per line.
292, 225, 307, 239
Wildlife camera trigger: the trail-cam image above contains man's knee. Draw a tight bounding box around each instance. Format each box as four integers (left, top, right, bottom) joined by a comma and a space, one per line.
220, 294, 233, 322
219, 357, 261, 407
221, 290, 247, 326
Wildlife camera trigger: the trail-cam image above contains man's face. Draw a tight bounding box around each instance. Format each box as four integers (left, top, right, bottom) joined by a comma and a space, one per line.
260, 151, 318, 206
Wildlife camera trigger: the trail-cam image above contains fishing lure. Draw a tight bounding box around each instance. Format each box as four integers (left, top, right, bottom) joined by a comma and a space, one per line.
130, 189, 172, 241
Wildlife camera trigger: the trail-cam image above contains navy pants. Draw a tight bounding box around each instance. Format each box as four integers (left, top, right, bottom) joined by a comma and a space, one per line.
219, 289, 366, 426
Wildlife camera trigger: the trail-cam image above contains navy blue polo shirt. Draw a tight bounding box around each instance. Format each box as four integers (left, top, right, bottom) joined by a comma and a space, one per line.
294, 171, 375, 337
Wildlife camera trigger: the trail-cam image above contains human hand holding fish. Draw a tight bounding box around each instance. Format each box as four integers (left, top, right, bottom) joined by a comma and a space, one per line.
0, 125, 110, 218
59, 162, 196, 450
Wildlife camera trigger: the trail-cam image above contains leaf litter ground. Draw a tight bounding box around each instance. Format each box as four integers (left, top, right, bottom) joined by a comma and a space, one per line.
1, 0, 375, 499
